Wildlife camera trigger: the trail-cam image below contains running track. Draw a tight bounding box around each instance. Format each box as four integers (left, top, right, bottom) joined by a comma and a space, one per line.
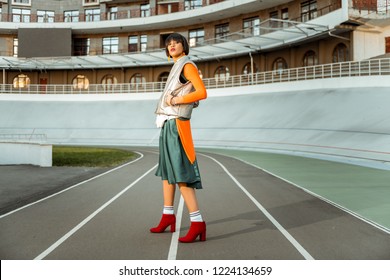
0, 148, 389, 260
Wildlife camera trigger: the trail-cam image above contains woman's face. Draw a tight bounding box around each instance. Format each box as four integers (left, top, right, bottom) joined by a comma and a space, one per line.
167, 40, 185, 60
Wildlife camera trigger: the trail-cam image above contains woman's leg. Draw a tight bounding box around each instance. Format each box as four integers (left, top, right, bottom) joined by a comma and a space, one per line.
163, 180, 176, 207
178, 183, 206, 242
150, 180, 176, 233
178, 183, 198, 213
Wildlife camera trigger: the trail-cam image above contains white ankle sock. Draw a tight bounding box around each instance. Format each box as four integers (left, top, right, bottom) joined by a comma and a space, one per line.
163, 206, 174, 215
190, 210, 203, 222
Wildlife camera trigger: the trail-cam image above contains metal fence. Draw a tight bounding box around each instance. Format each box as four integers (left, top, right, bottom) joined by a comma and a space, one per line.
1, 58, 390, 95
0, 133, 47, 143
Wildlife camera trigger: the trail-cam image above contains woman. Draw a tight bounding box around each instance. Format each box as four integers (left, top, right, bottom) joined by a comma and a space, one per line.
150, 33, 207, 243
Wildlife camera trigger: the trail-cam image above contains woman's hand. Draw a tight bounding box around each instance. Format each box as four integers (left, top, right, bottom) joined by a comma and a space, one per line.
166, 95, 180, 106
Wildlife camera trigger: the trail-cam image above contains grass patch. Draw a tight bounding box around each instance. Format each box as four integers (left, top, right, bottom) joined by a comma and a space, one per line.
53, 146, 138, 167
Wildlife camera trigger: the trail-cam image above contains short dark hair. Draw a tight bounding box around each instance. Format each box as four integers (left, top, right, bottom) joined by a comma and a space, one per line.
165, 33, 189, 57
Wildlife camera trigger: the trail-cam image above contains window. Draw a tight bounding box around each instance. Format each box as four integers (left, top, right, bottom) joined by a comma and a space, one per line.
242, 62, 257, 75
64, 10, 79, 22
158, 72, 169, 83
73, 38, 90, 56
107, 7, 117, 20
332, 43, 349, 63
130, 73, 145, 89
141, 4, 150, 17
13, 38, 18, 57
13, 74, 30, 89
270, 11, 278, 19
37, 10, 55, 23
215, 23, 229, 42
83, 0, 99, 5
159, 3, 179, 14
72, 75, 89, 90
185, 0, 202, 10
269, 11, 279, 28
128, 36, 138, 52
158, 72, 170, 90
102, 74, 118, 90
85, 8, 100, 21
189, 29, 204, 47
303, 50, 318, 66
103, 37, 119, 54
270, 11, 278, 18
281, 8, 289, 28
140, 35, 147, 52
128, 35, 147, 52
272, 57, 288, 71
281, 8, 289, 20
243, 17, 260, 36
214, 66, 230, 82
198, 69, 203, 79
301, 0, 317, 22
12, 0, 31, 5
160, 33, 171, 48
12, 8, 30, 22
386, 37, 390, 53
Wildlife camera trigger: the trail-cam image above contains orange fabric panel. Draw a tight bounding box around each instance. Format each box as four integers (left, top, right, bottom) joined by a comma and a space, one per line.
176, 118, 196, 164
174, 61, 206, 164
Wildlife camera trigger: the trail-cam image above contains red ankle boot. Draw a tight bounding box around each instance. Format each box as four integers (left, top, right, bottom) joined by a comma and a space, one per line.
178, 221, 206, 243
150, 214, 176, 233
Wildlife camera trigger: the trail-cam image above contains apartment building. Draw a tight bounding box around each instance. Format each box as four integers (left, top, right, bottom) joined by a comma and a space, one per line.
0, 0, 389, 89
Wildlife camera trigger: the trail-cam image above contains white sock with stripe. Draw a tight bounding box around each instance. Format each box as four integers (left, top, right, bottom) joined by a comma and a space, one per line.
190, 210, 203, 222
163, 206, 174, 215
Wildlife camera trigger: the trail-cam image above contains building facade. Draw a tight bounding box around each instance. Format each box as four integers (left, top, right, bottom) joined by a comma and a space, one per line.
0, 0, 389, 90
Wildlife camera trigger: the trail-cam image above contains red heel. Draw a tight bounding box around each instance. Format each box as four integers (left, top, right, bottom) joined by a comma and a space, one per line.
150, 214, 176, 233
199, 230, 206, 241
178, 221, 206, 243
170, 222, 176, 233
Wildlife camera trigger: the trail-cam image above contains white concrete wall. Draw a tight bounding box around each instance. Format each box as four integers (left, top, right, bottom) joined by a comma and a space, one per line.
353, 30, 385, 61
1, 75, 390, 167
0, 142, 52, 167
192, 78, 390, 167
351, 21, 390, 61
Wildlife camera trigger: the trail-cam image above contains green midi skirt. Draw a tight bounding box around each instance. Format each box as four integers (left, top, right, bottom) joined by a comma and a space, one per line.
155, 119, 202, 189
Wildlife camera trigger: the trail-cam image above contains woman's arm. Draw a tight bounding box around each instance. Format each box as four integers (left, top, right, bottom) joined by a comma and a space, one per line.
170, 63, 207, 105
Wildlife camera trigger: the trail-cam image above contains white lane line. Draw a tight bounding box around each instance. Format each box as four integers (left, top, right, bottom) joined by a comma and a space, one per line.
0, 152, 144, 219
230, 155, 390, 235
139, 148, 184, 260
167, 196, 184, 260
202, 153, 315, 260
34, 163, 158, 260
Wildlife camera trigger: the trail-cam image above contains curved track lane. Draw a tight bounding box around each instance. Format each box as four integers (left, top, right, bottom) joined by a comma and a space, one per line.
0, 148, 389, 260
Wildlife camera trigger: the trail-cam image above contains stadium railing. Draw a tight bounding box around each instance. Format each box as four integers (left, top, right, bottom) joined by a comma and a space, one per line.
1, 58, 389, 94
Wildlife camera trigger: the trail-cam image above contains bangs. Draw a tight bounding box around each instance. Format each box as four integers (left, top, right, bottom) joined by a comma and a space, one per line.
165, 33, 185, 47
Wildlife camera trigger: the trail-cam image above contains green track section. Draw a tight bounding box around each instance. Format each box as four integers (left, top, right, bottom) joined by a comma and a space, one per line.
201, 148, 390, 232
